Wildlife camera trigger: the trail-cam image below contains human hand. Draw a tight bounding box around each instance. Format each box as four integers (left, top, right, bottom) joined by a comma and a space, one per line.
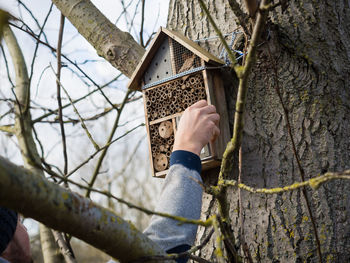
1, 219, 32, 263
173, 100, 220, 156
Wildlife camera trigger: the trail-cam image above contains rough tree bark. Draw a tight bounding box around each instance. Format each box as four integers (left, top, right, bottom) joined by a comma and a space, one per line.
168, 0, 350, 262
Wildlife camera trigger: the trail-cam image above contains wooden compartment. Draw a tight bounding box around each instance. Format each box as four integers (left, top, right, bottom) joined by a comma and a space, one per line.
129, 27, 230, 177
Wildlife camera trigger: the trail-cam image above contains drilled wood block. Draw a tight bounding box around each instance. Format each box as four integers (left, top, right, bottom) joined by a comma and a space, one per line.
143, 70, 229, 178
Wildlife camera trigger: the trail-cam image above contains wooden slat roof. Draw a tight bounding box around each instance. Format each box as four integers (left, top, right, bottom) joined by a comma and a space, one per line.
127, 27, 224, 91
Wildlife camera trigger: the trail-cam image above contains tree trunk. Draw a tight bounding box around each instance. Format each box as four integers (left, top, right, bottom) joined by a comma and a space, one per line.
167, 0, 350, 262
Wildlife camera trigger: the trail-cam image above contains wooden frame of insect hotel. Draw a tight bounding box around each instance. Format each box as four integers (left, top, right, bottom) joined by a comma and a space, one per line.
128, 27, 230, 178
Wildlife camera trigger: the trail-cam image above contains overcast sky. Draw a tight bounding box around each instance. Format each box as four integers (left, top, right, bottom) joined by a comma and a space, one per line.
0, 0, 170, 235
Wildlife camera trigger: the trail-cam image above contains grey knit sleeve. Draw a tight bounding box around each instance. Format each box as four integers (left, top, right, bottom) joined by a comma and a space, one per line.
143, 163, 203, 251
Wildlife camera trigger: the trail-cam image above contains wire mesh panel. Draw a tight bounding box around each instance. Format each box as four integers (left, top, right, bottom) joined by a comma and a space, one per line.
170, 39, 202, 74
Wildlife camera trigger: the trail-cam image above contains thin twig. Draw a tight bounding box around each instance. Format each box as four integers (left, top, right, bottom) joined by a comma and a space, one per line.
219, 170, 350, 193
32, 75, 122, 123
51, 230, 76, 263
28, 3, 53, 84
0, 44, 15, 87
85, 89, 132, 197
198, 0, 237, 66
54, 13, 76, 258
139, 0, 145, 47
219, 0, 271, 181
49, 64, 100, 151
212, 215, 226, 263
56, 14, 68, 179
63, 123, 144, 180
8, 21, 119, 110
227, 0, 250, 35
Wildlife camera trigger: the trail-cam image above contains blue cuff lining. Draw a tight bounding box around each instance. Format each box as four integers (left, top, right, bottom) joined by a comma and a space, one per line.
170, 150, 201, 174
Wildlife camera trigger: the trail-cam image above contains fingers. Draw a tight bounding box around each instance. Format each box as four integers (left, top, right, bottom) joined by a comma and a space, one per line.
190, 99, 208, 109
200, 104, 217, 115
189, 100, 217, 116
211, 125, 220, 142
191, 100, 220, 140
207, 112, 220, 125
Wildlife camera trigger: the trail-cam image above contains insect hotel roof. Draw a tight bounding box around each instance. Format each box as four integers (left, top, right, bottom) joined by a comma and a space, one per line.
127, 27, 225, 91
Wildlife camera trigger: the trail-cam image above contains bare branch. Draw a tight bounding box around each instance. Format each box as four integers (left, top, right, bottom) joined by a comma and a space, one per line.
212, 215, 226, 263
50, 64, 101, 151
227, 0, 250, 34
220, 170, 350, 193
219, 0, 270, 180
85, 89, 132, 197
64, 123, 144, 179
0, 156, 169, 263
198, 0, 238, 66
140, 0, 146, 47
51, 230, 77, 263
56, 14, 69, 179
0, 125, 14, 134
52, 0, 145, 77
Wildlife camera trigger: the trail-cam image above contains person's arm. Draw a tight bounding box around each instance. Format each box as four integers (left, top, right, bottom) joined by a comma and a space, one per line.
144, 100, 220, 261
143, 151, 203, 252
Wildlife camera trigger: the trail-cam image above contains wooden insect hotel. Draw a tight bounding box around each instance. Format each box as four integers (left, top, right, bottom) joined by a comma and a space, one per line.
128, 27, 230, 177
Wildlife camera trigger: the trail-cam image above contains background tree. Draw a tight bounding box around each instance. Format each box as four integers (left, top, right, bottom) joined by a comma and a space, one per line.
167, 0, 350, 262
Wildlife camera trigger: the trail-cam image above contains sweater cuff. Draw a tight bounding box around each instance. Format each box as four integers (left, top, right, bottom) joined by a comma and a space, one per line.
170, 150, 201, 174
0, 208, 18, 254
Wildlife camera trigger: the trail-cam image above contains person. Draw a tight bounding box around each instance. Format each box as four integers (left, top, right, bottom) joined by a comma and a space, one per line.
143, 99, 220, 263
0, 208, 32, 263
